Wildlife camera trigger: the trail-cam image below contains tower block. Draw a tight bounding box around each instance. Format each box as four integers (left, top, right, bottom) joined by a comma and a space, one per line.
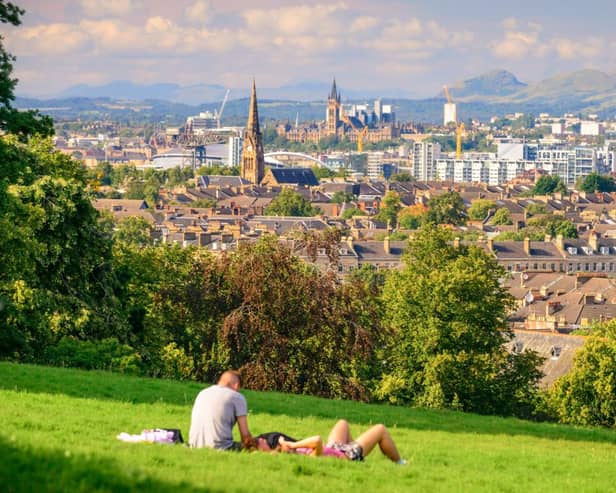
240, 79, 265, 184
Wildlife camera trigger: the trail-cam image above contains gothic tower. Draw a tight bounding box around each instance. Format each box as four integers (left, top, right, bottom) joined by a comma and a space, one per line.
241, 79, 265, 185
326, 77, 340, 136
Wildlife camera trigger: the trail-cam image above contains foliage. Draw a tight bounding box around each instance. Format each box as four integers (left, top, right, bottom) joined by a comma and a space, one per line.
341, 207, 365, 219
330, 190, 355, 204
379, 224, 543, 417
389, 172, 414, 182
491, 208, 513, 225
398, 204, 426, 230
576, 173, 616, 193
526, 215, 578, 239
467, 199, 496, 221
264, 188, 320, 217
425, 191, 466, 226
43, 336, 141, 374
196, 165, 239, 176
311, 166, 335, 180
220, 236, 384, 400
374, 191, 401, 227
0, 136, 127, 360
525, 202, 548, 216
532, 175, 567, 196
548, 334, 616, 427
113, 216, 154, 248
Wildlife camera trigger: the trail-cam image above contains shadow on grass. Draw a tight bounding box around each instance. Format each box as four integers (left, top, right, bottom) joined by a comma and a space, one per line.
0, 436, 216, 493
2, 362, 616, 447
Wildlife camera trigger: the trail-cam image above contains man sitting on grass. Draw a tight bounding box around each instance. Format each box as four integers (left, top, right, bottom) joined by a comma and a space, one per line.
189, 370, 253, 451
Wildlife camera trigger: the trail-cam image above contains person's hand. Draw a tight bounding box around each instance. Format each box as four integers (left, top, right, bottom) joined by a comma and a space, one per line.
278, 436, 292, 452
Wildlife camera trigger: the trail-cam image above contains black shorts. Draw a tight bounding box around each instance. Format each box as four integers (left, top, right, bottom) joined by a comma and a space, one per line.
227, 441, 243, 452
326, 441, 364, 461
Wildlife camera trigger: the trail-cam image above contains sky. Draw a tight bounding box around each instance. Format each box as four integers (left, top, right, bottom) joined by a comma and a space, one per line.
4, 0, 616, 99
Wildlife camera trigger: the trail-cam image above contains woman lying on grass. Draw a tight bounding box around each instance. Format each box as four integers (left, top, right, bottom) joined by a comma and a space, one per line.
253, 419, 407, 465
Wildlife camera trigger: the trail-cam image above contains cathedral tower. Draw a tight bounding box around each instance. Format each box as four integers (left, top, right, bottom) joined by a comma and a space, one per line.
240, 79, 265, 185
326, 77, 340, 136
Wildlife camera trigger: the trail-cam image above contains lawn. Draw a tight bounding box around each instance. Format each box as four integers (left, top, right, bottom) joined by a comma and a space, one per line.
1, 362, 615, 492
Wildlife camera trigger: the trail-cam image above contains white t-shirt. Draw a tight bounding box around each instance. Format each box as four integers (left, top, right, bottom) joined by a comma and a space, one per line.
188, 385, 247, 449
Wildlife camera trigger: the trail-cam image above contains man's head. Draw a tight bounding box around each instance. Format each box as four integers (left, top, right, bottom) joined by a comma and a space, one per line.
218, 370, 241, 391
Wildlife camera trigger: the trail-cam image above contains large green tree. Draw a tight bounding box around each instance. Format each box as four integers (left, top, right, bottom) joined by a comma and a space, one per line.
576, 173, 616, 193
532, 175, 567, 196
548, 328, 616, 427
0, 137, 126, 358
378, 224, 543, 416
425, 191, 466, 226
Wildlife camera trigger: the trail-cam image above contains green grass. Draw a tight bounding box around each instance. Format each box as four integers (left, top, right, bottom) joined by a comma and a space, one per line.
1, 363, 616, 492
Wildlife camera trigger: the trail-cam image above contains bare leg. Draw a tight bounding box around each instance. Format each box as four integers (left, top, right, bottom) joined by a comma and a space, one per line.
355, 424, 401, 462
327, 419, 353, 444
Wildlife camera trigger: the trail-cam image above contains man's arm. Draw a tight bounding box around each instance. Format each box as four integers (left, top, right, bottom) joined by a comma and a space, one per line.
236, 415, 252, 447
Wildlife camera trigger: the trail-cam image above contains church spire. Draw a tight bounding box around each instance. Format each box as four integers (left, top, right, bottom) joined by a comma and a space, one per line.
240, 79, 265, 185
247, 78, 260, 134
329, 77, 338, 101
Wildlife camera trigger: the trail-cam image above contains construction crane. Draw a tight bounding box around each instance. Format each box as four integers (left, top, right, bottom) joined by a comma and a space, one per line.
216, 89, 230, 129
443, 85, 464, 159
335, 100, 368, 153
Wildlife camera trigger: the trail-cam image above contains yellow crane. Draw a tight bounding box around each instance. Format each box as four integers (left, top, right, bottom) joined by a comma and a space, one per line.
443, 85, 464, 160
335, 100, 368, 153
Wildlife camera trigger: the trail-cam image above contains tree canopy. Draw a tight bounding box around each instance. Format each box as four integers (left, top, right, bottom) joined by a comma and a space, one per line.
576, 173, 616, 193
264, 188, 320, 217
378, 224, 543, 416
532, 175, 567, 196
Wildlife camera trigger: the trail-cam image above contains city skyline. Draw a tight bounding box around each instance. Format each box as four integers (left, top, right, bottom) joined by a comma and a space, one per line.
5, 0, 616, 100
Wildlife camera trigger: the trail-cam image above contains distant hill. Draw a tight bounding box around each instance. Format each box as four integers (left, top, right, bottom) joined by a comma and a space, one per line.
446, 69, 527, 99
14, 69, 616, 124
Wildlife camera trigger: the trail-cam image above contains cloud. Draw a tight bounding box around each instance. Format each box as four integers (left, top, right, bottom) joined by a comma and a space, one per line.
80, 0, 137, 18
6, 22, 91, 55
491, 22, 541, 59
184, 0, 214, 26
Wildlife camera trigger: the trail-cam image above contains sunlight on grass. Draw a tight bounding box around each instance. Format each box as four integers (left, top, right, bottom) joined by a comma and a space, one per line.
1, 362, 616, 492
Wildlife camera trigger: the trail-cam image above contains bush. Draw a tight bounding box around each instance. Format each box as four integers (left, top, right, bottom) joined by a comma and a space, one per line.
43, 337, 141, 374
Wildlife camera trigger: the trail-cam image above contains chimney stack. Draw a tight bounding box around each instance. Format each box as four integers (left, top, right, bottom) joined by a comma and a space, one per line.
524, 237, 531, 256
453, 237, 460, 248
589, 230, 599, 252
487, 238, 494, 253
555, 234, 565, 252
384, 236, 390, 254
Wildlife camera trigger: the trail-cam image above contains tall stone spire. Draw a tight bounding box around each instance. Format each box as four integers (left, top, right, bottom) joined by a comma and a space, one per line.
326, 77, 340, 136
329, 78, 338, 101
240, 79, 265, 185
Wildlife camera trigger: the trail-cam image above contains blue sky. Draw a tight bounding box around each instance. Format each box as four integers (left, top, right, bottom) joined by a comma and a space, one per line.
4, 0, 616, 99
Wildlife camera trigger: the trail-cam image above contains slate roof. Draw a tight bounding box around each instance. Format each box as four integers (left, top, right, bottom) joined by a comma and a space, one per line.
268, 168, 319, 186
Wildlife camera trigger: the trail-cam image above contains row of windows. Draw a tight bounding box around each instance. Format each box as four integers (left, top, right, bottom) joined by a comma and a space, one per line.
506, 262, 616, 272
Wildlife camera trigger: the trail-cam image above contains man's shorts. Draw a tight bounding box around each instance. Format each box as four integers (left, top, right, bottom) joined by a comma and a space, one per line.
326, 441, 364, 461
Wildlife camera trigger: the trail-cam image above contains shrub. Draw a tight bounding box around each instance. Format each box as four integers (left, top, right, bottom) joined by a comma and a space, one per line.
43, 337, 141, 374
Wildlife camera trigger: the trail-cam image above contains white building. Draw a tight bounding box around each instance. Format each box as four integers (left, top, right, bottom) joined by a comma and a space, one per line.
228, 136, 243, 166
580, 121, 604, 136
444, 103, 457, 126
412, 142, 440, 181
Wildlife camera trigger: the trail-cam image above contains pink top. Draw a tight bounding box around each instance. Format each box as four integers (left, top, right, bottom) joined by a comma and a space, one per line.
295, 446, 345, 458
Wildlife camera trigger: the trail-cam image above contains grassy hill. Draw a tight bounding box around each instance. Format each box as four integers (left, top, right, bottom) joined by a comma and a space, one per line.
2, 362, 616, 492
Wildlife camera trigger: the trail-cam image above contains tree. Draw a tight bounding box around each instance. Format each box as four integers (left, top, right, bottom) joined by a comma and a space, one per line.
378, 224, 543, 416
398, 204, 426, 230
467, 199, 496, 221
548, 331, 616, 427
425, 191, 466, 226
0, 136, 127, 358
374, 191, 401, 227
311, 166, 335, 180
331, 190, 355, 204
491, 208, 513, 225
0, 1, 54, 139
219, 237, 385, 399
532, 175, 567, 196
576, 173, 616, 193
341, 207, 365, 219
264, 188, 320, 217
526, 215, 577, 239
390, 173, 414, 182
